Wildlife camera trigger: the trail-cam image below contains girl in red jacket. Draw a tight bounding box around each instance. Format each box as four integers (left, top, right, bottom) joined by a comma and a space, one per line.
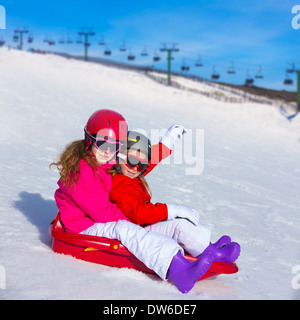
110, 126, 240, 263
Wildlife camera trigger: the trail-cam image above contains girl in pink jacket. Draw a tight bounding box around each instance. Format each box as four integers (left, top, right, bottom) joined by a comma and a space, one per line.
51, 109, 214, 293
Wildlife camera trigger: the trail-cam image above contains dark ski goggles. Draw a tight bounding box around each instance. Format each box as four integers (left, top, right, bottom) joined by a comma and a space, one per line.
94, 136, 122, 154
125, 155, 149, 172
85, 128, 123, 154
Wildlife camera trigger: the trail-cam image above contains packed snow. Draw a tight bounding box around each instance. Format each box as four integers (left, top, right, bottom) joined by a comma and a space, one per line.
0, 48, 300, 300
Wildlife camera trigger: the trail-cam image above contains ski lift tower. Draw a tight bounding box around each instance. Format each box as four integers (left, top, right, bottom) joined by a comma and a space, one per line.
282, 64, 300, 120
160, 43, 179, 85
78, 28, 95, 61
289, 62, 300, 107
14, 27, 29, 50
284, 68, 300, 120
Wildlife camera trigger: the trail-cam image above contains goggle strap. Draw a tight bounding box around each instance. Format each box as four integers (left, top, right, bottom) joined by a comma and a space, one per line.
125, 155, 149, 172
84, 127, 96, 142
85, 126, 122, 154
118, 153, 127, 160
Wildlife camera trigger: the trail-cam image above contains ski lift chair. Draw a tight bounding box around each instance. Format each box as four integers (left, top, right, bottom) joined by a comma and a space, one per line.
211, 66, 220, 80
211, 74, 220, 80
255, 66, 264, 79
283, 71, 293, 85
98, 36, 105, 46
286, 62, 295, 74
195, 55, 203, 67
245, 78, 254, 85
104, 48, 112, 55
181, 59, 190, 72
227, 62, 236, 74
141, 46, 148, 57
245, 70, 254, 85
255, 74, 264, 79
128, 54, 135, 61
120, 42, 126, 52
284, 79, 293, 85
128, 49, 135, 60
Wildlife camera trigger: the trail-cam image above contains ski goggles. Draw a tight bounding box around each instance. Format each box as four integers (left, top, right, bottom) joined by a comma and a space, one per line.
85, 128, 123, 154
124, 154, 149, 172
94, 136, 123, 154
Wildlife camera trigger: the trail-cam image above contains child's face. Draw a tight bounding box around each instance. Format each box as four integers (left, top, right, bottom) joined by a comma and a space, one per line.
120, 149, 147, 179
92, 145, 115, 165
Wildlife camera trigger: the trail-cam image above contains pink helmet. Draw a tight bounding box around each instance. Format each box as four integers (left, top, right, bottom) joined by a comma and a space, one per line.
84, 109, 128, 148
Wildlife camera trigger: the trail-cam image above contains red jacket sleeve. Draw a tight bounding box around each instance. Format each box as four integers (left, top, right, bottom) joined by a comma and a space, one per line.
144, 142, 172, 176
110, 174, 168, 225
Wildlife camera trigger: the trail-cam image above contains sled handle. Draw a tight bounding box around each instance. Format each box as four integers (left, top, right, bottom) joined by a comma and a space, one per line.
63, 235, 131, 255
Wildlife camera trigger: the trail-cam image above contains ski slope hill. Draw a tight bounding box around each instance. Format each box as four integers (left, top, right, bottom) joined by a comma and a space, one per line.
0, 48, 299, 300
146, 70, 297, 108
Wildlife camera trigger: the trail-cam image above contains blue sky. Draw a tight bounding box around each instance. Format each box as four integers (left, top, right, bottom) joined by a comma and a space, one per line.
0, 0, 299, 91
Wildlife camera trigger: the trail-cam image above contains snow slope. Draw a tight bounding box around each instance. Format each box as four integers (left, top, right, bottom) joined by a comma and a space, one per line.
0, 48, 300, 300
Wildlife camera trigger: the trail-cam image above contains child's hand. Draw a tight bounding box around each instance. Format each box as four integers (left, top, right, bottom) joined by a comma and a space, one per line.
160, 124, 187, 150
166, 204, 201, 226
171, 125, 187, 139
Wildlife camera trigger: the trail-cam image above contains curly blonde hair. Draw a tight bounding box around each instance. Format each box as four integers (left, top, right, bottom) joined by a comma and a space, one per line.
49, 140, 100, 189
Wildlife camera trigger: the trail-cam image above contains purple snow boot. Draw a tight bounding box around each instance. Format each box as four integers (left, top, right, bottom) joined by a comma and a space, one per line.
203, 237, 240, 263
213, 235, 231, 248
167, 251, 213, 294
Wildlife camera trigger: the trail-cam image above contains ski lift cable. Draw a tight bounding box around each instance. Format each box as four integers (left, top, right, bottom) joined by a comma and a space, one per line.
24, 29, 298, 77
5, 29, 276, 73
179, 45, 291, 72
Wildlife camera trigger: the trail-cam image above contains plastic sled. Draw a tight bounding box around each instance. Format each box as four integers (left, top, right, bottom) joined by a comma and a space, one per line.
49, 212, 238, 281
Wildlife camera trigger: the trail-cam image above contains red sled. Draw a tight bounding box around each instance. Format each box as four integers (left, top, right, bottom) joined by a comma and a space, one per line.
49, 212, 238, 281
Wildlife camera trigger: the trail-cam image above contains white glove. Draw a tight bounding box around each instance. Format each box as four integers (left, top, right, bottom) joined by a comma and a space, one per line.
166, 204, 201, 226
160, 124, 187, 150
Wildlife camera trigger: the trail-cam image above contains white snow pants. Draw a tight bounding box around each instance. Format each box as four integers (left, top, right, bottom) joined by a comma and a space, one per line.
144, 218, 211, 257
80, 218, 211, 280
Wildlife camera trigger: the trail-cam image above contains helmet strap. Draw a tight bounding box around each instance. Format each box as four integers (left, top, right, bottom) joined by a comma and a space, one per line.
84, 132, 93, 152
